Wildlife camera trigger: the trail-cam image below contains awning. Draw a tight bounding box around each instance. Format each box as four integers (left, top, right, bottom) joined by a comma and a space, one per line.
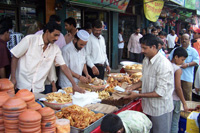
69, 0, 130, 13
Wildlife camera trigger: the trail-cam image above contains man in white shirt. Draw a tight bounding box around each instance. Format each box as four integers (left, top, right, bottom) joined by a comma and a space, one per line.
166, 30, 177, 53
118, 27, 124, 64
85, 20, 110, 80
59, 30, 91, 89
128, 27, 143, 63
125, 34, 174, 133
10, 21, 83, 93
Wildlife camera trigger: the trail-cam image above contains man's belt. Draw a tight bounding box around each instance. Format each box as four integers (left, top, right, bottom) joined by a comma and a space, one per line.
95, 63, 104, 67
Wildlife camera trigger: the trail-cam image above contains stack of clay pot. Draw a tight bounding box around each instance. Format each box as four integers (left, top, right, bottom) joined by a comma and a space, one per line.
38, 107, 56, 133
0, 78, 15, 97
18, 109, 42, 133
0, 92, 10, 132
3, 97, 27, 133
15, 89, 42, 111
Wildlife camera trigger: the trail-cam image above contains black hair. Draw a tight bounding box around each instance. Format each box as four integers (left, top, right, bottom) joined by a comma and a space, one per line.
43, 21, 61, 33
101, 114, 124, 133
0, 17, 12, 34
64, 17, 77, 27
84, 22, 92, 30
139, 33, 159, 49
158, 31, 165, 36
119, 27, 123, 33
158, 38, 164, 45
92, 20, 102, 28
173, 47, 188, 58
49, 15, 61, 22
156, 26, 161, 30
151, 28, 157, 33
136, 27, 140, 30
74, 33, 79, 40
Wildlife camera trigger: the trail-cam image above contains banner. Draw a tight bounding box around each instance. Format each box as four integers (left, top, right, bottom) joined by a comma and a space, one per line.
143, 0, 164, 22
185, 0, 196, 10
170, 0, 184, 6
70, 0, 130, 13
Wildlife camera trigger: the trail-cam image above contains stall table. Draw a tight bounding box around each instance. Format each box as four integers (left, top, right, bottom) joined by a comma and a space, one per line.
91, 99, 142, 133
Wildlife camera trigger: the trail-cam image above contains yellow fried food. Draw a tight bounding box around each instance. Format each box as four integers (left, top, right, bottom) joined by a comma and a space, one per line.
97, 91, 110, 99
125, 64, 142, 70
46, 92, 72, 103
58, 105, 104, 129
64, 87, 73, 93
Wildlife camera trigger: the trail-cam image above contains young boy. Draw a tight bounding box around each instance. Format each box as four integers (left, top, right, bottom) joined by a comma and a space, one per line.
171, 47, 189, 133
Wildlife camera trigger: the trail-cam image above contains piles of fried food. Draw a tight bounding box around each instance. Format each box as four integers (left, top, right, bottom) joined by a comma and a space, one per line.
90, 77, 104, 86
63, 87, 73, 93
125, 64, 142, 70
97, 91, 110, 100
45, 92, 72, 103
55, 105, 104, 129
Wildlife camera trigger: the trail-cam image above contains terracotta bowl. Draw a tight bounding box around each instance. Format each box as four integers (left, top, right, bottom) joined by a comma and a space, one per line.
0, 92, 10, 106
15, 89, 35, 102
18, 109, 42, 122
38, 107, 55, 117
3, 97, 27, 110
0, 79, 14, 90
27, 102, 42, 111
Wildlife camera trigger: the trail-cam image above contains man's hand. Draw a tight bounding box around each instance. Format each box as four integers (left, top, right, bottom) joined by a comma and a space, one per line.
72, 85, 85, 93
79, 76, 89, 83
106, 65, 111, 74
123, 92, 139, 100
183, 103, 189, 112
195, 88, 199, 94
92, 66, 99, 75
181, 63, 188, 69
86, 74, 92, 82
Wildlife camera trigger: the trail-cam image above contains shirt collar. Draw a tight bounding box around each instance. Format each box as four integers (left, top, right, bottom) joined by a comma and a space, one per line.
38, 34, 52, 48
149, 52, 160, 64
91, 33, 101, 39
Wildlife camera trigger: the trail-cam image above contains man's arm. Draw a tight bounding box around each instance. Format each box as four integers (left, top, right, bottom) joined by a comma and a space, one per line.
0, 67, 6, 78
174, 69, 188, 111
181, 61, 198, 69
10, 56, 19, 87
69, 68, 89, 83
60, 64, 84, 93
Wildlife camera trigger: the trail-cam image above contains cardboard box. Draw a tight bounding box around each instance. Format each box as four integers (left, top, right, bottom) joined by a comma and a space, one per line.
186, 111, 199, 133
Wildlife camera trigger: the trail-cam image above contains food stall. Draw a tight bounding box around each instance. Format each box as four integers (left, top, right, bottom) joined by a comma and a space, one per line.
0, 62, 144, 133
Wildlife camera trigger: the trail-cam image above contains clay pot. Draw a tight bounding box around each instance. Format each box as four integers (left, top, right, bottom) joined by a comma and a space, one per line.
18, 109, 42, 122
38, 107, 55, 117
0, 92, 10, 106
3, 97, 27, 111
0, 79, 14, 90
27, 102, 42, 111
15, 89, 35, 102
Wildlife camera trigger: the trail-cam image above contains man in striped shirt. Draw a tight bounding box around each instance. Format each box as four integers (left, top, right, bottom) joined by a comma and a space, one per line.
125, 34, 174, 133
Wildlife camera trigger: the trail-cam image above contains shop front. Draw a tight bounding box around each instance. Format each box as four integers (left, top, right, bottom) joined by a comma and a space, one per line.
55, 0, 130, 69
0, 0, 45, 35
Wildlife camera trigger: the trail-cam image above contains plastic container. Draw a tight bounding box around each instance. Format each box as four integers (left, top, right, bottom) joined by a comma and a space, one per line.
178, 116, 186, 133
56, 119, 70, 133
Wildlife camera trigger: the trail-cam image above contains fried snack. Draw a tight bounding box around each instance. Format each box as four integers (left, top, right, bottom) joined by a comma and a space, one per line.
97, 91, 110, 100
56, 112, 64, 119
125, 64, 142, 70
59, 105, 104, 129
104, 85, 115, 93
46, 92, 72, 103
64, 87, 73, 93
90, 77, 104, 86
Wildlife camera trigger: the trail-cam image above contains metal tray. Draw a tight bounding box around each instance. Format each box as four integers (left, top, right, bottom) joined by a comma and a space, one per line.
70, 112, 106, 133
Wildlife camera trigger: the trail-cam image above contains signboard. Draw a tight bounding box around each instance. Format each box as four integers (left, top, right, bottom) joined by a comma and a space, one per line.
170, 0, 184, 6
70, 0, 130, 12
185, 0, 196, 10
143, 0, 164, 22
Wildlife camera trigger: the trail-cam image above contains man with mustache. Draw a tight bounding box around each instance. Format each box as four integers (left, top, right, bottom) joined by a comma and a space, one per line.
169, 34, 199, 100
10, 21, 82, 93
59, 30, 91, 90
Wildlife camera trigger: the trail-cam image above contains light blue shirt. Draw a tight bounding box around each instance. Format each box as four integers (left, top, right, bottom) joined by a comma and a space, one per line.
169, 46, 199, 82
159, 49, 166, 57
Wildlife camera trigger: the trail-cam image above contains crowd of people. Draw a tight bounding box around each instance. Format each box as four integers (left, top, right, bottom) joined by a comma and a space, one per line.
1, 14, 200, 133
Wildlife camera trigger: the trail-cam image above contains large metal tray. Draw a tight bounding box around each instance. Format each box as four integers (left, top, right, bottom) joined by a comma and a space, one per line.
70, 112, 106, 133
